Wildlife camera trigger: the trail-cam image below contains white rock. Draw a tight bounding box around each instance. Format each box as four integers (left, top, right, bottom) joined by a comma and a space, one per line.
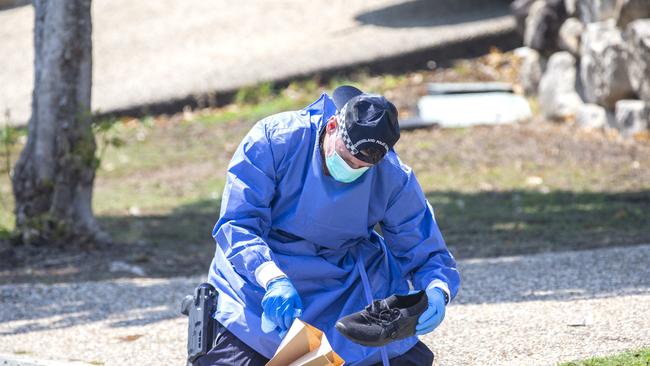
515, 47, 545, 95
576, 103, 609, 129
615, 0, 650, 29
511, 0, 538, 37
580, 20, 634, 108
614, 99, 649, 138
624, 20, 650, 103
109, 261, 147, 276
565, 0, 577, 16
577, 0, 618, 24
558, 17, 584, 55
128, 206, 141, 217
525, 176, 544, 186
524, 1, 547, 50
524, 0, 567, 51
538, 52, 584, 120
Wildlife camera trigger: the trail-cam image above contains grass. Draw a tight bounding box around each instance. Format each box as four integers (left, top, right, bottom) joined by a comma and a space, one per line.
0, 74, 411, 240
1, 52, 649, 265
428, 189, 649, 258
560, 347, 650, 366
86, 112, 650, 261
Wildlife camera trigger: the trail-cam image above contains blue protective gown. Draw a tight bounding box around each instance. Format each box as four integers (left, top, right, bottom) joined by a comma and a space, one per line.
207, 93, 461, 366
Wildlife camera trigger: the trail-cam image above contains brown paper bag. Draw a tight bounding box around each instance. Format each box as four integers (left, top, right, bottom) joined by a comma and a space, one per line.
266, 319, 344, 366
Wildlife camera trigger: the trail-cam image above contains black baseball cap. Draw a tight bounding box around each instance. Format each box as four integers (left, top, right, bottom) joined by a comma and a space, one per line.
332, 85, 400, 165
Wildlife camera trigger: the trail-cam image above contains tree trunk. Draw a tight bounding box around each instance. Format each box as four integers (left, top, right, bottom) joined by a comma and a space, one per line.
11, 0, 108, 247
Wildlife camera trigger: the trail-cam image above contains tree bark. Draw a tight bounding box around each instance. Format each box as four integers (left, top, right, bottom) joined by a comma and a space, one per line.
12, 0, 108, 247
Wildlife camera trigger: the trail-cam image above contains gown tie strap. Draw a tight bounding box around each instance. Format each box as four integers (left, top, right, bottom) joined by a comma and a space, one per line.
355, 250, 390, 366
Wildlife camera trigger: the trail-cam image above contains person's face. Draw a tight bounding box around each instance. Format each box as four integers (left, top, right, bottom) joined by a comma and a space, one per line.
324, 115, 374, 169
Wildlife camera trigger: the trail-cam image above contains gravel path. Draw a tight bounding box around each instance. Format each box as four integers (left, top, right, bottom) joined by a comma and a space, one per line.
0, 0, 515, 124
1, 244, 649, 366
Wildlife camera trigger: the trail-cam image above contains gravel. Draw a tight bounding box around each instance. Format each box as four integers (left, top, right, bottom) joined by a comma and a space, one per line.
425, 243, 650, 366
1, 244, 649, 366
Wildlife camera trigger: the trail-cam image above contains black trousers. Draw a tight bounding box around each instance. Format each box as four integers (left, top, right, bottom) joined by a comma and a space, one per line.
193, 321, 434, 366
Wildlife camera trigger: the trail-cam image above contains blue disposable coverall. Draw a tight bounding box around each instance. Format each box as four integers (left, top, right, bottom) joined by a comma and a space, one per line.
207, 93, 461, 366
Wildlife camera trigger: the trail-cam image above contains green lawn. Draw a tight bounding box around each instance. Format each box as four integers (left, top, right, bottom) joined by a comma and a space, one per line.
560, 348, 650, 366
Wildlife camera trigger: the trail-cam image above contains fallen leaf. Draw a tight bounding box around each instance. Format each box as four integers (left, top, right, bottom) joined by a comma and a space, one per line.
117, 334, 144, 342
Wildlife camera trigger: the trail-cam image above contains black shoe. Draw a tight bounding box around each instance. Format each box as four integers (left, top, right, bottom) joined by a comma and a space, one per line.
335, 290, 428, 347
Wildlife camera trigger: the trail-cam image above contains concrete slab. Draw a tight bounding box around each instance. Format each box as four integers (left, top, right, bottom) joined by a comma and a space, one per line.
426, 81, 514, 94
417, 91, 532, 127
0, 0, 516, 125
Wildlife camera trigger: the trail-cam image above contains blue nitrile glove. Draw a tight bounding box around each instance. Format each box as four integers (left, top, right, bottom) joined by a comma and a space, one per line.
415, 284, 447, 336
261, 308, 302, 338
261, 277, 303, 334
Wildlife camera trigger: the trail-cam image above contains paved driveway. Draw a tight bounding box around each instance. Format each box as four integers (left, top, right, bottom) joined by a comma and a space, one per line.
0, 0, 515, 124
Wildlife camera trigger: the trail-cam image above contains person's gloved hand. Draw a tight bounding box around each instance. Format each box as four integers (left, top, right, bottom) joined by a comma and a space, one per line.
261, 277, 303, 335
415, 284, 447, 336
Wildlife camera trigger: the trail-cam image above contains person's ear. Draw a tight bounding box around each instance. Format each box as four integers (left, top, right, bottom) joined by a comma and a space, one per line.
326, 115, 337, 134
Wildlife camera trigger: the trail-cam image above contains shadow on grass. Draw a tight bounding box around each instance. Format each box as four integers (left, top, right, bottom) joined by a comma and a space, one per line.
1, 190, 648, 333
100, 199, 221, 256
0, 200, 221, 286
3, 189, 648, 287
427, 189, 650, 260
100, 189, 650, 263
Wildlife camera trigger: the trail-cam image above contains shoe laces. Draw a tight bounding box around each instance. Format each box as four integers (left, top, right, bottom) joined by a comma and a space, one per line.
364, 300, 402, 325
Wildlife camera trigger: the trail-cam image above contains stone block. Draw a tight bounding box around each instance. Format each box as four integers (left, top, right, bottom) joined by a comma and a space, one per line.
512, 0, 538, 37
538, 51, 584, 120
615, 0, 650, 29
576, 103, 609, 128
558, 17, 584, 55
580, 20, 634, 108
524, 0, 567, 52
615, 99, 649, 137
514, 47, 545, 95
577, 0, 618, 24
565, 0, 578, 16
624, 19, 650, 103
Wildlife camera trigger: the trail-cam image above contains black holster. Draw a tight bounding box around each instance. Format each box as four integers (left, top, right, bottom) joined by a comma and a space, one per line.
180, 282, 218, 363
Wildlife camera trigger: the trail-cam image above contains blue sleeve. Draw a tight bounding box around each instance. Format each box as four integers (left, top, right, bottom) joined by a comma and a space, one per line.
380, 169, 461, 300
212, 120, 278, 288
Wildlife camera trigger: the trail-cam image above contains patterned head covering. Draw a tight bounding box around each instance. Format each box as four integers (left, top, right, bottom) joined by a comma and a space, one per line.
332, 85, 400, 164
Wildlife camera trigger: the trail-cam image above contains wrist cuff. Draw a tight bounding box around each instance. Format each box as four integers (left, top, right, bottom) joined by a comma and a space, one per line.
427, 279, 451, 305
255, 261, 287, 289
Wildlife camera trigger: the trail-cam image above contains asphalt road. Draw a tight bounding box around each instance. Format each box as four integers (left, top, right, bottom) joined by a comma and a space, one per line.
0, 0, 515, 125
